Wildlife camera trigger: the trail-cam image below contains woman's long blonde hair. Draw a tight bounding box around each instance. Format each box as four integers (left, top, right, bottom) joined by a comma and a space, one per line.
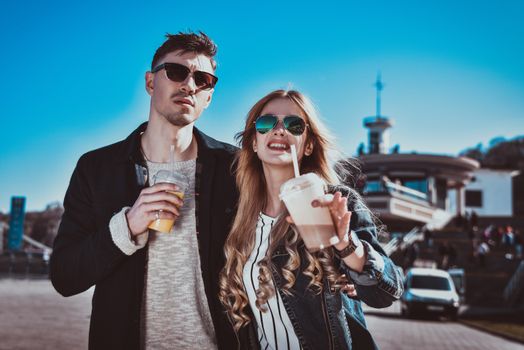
219, 90, 357, 331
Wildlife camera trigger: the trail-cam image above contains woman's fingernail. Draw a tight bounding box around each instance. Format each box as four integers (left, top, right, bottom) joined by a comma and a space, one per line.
311, 200, 319, 207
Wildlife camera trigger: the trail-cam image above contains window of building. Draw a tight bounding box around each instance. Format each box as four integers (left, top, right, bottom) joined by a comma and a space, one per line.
369, 132, 379, 154
363, 181, 386, 194
466, 190, 483, 207
404, 179, 428, 194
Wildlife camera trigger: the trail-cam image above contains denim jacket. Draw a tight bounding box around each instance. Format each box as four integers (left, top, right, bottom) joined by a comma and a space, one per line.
237, 185, 404, 350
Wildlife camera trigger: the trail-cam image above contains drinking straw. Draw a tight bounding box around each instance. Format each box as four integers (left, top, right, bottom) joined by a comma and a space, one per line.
290, 144, 300, 178
170, 145, 175, 174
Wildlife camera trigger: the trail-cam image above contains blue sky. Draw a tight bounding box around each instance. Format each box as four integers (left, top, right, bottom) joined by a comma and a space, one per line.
1, 0, 523, 212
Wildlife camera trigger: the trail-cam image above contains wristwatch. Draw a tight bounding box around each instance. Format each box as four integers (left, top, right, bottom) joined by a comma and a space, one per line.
335, 230, 361, 259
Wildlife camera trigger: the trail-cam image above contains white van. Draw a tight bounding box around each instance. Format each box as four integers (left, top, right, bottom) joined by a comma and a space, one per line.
400, 268, 460, 320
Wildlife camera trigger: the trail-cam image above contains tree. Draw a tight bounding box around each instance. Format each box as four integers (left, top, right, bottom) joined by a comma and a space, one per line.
483, 136, 524, 169
391, 144, 400, 154
357, 142, 365, 156
460, 143, 484, 163
488, 136, 506, 149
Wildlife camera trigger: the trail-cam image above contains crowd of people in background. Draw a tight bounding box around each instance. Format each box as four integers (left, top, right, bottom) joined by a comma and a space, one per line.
478, 224, 523, 260
402, 210, 523, 271
461, 211, 523, 267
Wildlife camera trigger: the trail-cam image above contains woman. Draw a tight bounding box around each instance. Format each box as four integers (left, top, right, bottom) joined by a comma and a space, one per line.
219, 90, 403, 350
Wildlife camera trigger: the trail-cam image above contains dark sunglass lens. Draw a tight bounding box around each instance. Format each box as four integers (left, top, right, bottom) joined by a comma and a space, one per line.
255, 115, 278, 134
194, 72, 216, 89
284, 116, 306, 135
165, 64, 190, 82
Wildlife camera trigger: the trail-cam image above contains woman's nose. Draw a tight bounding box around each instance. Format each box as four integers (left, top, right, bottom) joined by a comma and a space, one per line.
272, 120, 286, 135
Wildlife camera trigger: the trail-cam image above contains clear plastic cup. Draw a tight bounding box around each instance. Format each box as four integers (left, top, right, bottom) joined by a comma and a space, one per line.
280, 173, 339, 251
148, 170, 189, 233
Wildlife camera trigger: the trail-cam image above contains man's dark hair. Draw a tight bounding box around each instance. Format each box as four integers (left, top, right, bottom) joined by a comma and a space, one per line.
151, 31, 217, 71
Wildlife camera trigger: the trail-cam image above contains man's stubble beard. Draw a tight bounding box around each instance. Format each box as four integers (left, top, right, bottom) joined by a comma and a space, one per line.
154, 92, 199, 127
164, 112, 195, 127
161, 100, 200, 127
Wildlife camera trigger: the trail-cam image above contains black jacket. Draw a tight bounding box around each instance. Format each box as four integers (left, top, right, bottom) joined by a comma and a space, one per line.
238, 186, 404, 350
50, 122, 239, 349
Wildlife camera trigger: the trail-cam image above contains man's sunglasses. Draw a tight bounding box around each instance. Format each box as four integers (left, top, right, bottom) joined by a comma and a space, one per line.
151, 62, 218, 90
254, 114, 308, 136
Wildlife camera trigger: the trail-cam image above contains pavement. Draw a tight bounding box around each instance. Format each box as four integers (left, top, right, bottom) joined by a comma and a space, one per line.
459, 304, 523, 318
364, 302, 524, 350
0, 278, 92, 350
0, 278, 523, 350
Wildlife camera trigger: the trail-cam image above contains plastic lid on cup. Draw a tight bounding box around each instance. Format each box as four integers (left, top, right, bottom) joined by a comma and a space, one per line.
153, 170, 189, 187
279, 173, 324, 199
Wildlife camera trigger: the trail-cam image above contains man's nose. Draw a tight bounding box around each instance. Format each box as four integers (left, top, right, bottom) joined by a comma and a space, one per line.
179, 74, 197, 94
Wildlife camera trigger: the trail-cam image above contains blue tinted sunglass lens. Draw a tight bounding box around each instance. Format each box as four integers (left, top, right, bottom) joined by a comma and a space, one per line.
255, 115, 278, 134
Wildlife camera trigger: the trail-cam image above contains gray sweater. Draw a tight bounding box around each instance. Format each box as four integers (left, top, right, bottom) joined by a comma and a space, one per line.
109, 159, 217, 350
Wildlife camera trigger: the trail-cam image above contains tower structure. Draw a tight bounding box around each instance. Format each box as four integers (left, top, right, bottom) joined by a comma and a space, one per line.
363, 73, 394, 154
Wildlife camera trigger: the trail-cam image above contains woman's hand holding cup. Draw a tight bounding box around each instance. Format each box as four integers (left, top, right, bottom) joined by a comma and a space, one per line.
311, 192, 352, 251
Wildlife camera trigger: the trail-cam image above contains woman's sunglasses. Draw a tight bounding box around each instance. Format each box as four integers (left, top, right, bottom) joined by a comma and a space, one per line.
151, 62, 218, 90
254, 114, 308, 136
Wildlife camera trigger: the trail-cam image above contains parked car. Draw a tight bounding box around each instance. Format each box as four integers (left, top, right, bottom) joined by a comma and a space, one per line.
448, 268, 466, 303
401, 268, 460, 320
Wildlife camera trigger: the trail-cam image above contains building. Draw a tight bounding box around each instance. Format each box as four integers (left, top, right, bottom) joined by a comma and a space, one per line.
0, 221, 7, 253
358, 75, 480, 233
361, 153, 479, 232
461, 168, 520, 217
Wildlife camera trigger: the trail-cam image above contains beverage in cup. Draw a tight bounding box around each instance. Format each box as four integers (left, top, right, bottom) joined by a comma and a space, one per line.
279, 173, 339, 251
148, 170, 189, 233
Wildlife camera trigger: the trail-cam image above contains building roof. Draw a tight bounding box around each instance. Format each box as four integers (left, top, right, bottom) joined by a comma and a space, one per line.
359, 153, 480, 187
363, 116, 393, 128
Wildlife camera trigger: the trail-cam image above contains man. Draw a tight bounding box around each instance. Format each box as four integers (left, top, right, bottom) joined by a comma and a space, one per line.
50, 32, 238, 349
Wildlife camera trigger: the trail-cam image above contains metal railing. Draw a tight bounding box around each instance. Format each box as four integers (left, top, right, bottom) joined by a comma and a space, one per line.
382, 226, 423, 256
364, 180, 428, 202
22, 235, 52, 254
384, 181, 428, 201
503, 260, 524, 307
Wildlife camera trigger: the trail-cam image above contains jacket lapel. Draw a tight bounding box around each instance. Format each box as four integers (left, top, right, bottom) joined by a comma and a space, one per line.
195, 146, 216, 282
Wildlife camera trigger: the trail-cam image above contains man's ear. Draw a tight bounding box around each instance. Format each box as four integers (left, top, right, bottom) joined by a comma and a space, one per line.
203, 89, 214, 109
145, 71, 154, 96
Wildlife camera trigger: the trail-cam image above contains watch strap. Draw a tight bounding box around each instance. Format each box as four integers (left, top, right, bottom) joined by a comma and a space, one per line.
335, 230, 360, 259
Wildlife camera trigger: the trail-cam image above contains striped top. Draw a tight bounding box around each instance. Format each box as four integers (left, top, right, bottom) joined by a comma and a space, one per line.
243, 213, 301, 350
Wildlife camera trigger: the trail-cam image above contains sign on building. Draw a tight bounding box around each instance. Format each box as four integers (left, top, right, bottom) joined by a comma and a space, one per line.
0, 222, 5, 253
8, 196, 26, 251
